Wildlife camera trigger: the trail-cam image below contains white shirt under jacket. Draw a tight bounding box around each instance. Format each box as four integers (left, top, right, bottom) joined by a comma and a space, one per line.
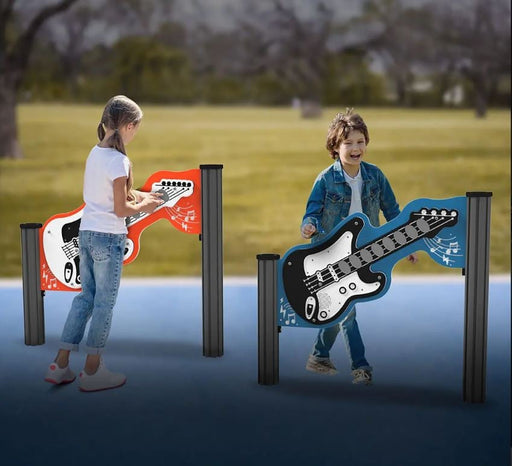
79, 145, 131, 234
344, 168, 363, 216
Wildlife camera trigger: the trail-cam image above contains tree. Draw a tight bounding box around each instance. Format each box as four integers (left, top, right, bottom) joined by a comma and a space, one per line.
430, 0, 511, 117
0, 0, 79, 159
356, 0, 430, 107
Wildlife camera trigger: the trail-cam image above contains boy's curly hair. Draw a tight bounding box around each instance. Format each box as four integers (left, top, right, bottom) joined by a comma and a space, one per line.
326, 108, 370, 159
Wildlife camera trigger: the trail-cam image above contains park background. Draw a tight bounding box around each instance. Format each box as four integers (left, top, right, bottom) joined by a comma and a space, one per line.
0, 0, 510, 279
0, 2, 510, 466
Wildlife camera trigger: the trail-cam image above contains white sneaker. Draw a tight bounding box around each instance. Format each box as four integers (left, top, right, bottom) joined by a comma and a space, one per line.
306, 355, 338, 375
78, 359, 126, 392
44, 363, 76, 385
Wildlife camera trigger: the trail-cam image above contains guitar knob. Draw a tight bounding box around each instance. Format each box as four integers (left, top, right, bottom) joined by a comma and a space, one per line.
349, 282, 356, 290
339, 286, 347, 294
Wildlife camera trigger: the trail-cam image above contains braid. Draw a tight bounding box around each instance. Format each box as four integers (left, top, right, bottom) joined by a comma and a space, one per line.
98, 95, 142, 201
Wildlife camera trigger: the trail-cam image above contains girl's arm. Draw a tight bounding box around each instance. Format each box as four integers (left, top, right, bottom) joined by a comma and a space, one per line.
113, 177, 163, 217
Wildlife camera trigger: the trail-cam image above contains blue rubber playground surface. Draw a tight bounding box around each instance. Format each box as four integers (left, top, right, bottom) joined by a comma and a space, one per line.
0, 276, 510, 466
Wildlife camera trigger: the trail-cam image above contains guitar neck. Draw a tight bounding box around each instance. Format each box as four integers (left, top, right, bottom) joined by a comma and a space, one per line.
307, 212, 456, 292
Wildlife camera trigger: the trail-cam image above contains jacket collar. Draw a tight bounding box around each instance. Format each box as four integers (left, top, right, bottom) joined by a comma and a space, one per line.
333, 159, 369, 183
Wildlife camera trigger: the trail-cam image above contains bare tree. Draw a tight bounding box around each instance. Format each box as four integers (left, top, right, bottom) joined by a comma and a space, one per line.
430, 0, 511, 117
356, 0, 429, 106
0, 0, 79, 159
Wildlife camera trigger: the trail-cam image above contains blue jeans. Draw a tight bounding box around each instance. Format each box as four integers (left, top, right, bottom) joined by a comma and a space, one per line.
311, 307, 372, 371
60, 230, 126, 355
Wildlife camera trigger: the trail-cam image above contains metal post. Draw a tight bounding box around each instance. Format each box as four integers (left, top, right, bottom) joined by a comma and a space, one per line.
257, 254, 280, 385
463, 192, 492, 403
20, 223, 45, 345
200, 165, 224, 357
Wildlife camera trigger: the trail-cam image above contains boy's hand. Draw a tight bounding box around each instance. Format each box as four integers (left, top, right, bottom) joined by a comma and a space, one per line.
407, 253, 418, 264
301, 223, 317, 239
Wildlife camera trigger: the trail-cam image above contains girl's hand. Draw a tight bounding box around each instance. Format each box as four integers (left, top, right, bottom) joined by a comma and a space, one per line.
407, 253, 418, 264
301, 223, 317, 239
139, 193, 164, 213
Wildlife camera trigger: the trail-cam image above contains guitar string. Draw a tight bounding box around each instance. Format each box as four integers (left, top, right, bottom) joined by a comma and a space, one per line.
303, 215, 447, 286
302, 216, 430, 288
304, 215, 451, 290
304, 215, 453, 291
302, 214, 455, 292
61, 184, 193, 258
126, 186, 190, 226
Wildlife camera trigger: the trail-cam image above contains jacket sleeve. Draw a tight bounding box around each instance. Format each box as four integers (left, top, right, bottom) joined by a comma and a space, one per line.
378, 170, 400, 222
301, 173, 326, 234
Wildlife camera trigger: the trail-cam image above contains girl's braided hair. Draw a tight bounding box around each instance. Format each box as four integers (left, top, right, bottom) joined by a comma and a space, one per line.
326, 108, 369, 159
97, 95, 143, 202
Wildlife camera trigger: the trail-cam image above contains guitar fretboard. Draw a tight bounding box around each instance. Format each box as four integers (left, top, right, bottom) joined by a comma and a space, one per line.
125, 180, 193, 227
304, 210, 457, 294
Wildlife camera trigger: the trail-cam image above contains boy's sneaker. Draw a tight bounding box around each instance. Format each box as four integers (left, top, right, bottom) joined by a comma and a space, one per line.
352, 368, 372, 385
306, 355, 338, 375
44, 363, 76, 385
78, 359, 126, 392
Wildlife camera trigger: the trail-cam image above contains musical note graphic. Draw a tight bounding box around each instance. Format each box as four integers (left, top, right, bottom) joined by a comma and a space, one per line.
423, 235, 462, 267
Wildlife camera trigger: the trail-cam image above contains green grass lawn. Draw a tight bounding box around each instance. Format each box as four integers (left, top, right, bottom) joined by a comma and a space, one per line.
0, 104, 509, 277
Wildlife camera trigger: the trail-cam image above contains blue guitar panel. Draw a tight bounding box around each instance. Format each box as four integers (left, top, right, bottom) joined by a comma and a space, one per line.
278, 197, 467, 328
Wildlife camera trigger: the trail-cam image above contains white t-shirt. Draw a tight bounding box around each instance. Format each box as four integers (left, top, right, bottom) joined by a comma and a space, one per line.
79, 145, 131, 234
344, 169, 363, 215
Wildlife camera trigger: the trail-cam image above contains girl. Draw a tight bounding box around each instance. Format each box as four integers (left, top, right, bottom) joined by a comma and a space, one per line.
44, 95, 163, 392
301, 109, 418, 385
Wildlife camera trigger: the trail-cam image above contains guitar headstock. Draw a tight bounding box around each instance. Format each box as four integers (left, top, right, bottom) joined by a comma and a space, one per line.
410, 208, 459, 238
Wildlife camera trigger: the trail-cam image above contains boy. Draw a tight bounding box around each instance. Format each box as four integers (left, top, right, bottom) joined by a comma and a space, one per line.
300, 109, 417, 385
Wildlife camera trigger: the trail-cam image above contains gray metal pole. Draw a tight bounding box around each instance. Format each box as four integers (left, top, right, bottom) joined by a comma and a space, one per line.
200, 165, 224, 357
20, 223, 45, 346
463, 192, 492, 403
257, 254, 280, 385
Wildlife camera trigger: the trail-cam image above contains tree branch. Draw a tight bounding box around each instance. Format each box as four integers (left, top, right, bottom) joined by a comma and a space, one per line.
9, 0, 79, 74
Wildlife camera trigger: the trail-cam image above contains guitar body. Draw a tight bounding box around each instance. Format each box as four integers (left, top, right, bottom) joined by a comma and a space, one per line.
40, 169, 201, 291
282, 216, 384, 325
281, 205, 460, 326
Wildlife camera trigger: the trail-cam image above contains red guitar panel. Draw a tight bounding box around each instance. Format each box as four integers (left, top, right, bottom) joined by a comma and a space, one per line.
40, 169, 201, 291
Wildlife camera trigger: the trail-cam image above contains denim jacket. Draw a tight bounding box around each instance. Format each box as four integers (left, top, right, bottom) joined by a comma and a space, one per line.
301, 159, 400, 244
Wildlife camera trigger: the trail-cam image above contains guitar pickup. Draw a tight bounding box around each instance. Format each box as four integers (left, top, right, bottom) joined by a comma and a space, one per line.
327, 264, 339, 281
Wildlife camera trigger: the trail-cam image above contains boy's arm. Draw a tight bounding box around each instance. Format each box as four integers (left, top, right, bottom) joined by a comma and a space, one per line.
301, 175, 326, 236
379, 171, 400, 222
378, 170, 418, 264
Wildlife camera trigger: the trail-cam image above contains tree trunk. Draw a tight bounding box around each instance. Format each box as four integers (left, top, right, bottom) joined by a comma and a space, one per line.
0, 77, 23, 159
473, 75, 488, 118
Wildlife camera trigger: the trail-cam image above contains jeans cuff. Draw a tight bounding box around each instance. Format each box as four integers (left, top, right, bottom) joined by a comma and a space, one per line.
59, 342, 79, 352
84, 345, 105, 355
353, 365, 373, 372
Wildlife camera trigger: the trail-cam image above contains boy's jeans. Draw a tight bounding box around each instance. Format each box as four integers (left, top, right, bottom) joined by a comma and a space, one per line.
60, 230, 126, 355
311, 307, 372, 371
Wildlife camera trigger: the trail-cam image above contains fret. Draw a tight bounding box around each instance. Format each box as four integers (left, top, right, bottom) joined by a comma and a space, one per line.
304, 211, 458, 295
